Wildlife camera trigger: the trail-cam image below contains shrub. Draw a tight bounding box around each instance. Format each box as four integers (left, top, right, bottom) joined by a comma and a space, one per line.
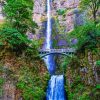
68, 22, 100, 50
57, 9, 66, 15
3, 0, 37, 33
0, 27, 30, 52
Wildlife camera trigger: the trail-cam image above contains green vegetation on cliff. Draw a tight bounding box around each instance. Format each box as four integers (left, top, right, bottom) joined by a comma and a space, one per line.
0, 0, 100, 100
0, 0, 49, 100
65, 22, 100, 100
51, 1, 100, 99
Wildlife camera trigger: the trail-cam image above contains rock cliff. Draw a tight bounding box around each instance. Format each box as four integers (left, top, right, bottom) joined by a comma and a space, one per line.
0, 0, 84, 33
33, 0, 84, 32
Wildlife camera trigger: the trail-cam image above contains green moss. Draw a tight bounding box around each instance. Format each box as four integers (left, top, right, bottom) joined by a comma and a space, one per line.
57, 9, 66, 15
96, 60, 100, 67
0, 78, 4, 97
16, 66, 50, 100
0, 78, 4, 85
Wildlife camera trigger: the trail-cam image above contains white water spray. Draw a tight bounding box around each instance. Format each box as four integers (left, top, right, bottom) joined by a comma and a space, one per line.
44, 0, 55, 74
46, 0, 51, 49
46, 75, 65, 100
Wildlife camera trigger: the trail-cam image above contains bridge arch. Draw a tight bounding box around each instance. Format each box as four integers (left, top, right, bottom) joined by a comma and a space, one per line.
40, 52, 73, 58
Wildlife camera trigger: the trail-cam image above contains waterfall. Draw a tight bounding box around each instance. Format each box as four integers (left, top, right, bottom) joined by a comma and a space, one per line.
44, 0, 55, 74
46, 0, 51, 49
46, 75, 65, 100
44, 0, 66, 100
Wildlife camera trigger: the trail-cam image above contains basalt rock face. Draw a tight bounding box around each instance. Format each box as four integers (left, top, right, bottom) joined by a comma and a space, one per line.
33, 0, 84, 49
33, 0, 46, 25
0, 0, 83, 35
33, 0, 84, 33
0, 0, 84, 32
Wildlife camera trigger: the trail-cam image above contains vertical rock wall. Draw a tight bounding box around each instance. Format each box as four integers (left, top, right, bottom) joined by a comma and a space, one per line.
0, 0, 84, 32
51, 0, 84, 32
33, 0, 84, 32
33, 0, 46, 25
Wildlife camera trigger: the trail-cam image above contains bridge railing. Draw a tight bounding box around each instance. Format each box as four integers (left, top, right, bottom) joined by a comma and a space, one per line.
39, 48, 75, 53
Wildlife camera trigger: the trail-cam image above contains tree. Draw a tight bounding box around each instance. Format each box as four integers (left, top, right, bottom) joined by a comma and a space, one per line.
68, 22, 100, 50
80, 0, 100, 23
3, 0, 37, 34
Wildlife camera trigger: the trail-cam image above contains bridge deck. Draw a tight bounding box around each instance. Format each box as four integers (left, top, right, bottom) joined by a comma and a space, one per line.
39, 48, 75, 53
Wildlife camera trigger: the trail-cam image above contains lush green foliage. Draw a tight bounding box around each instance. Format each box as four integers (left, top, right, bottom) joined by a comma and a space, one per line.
65, 55, 100, 100
3, 0, 37, 33
16, 66, 49, 100
66, 79, 100, 100
57, 9, 66, 16
1, 0, 39, 55
0, 27, 30, 49
0, 78, 4, 86
64, 22, 100, 100
0, 0, 100, 99
80, 0, 100, 22
96, 60, 100, 66
0, 61, 49, 100
0, 0, 50, 99
0, 78, 4, 97
66, 77, 90, 100
0, 27, 40, 57
68, 22, 100, 50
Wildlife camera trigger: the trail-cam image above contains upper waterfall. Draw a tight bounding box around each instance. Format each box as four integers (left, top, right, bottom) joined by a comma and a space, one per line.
44, 0, 55, 74
46, 0, 51, 49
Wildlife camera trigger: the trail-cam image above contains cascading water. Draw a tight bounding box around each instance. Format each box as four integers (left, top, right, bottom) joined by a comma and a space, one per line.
44, 0, 55, 74
46, 75, 65, 100
44, 0, 66, 100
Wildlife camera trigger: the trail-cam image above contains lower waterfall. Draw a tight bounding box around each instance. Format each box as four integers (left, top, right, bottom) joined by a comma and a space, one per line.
46, 75, 66, 100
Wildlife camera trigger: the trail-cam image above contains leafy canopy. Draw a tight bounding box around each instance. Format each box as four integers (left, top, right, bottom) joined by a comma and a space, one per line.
0, 27, 30, 50
68, 22, 100, 50
3, 0, 37, 33
80, 0, 100, 22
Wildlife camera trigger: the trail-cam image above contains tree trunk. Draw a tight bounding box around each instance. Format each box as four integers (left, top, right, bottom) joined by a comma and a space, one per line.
93, 11, 97, 24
